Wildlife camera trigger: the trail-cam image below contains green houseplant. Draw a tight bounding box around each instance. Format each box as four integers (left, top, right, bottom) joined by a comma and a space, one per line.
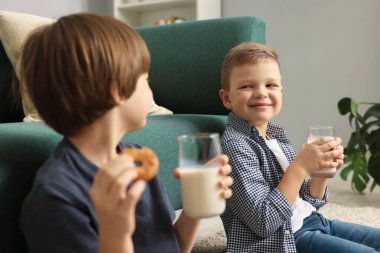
338, 97, 380, 193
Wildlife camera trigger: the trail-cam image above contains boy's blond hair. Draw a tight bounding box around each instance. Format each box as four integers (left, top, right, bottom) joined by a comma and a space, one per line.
21, 13, 150, 136
221, 42, 279, 91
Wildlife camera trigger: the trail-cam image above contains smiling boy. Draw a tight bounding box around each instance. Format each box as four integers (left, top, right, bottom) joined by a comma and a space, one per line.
218, 43, 380, 253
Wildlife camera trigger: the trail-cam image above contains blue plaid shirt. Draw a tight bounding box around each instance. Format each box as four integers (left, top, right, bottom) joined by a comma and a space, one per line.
221, 112, 328, 253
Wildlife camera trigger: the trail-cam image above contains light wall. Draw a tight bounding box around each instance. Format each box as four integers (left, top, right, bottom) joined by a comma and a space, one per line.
0, 0, 111, 18
2, 0, 379, 148
223, 0, 380, 149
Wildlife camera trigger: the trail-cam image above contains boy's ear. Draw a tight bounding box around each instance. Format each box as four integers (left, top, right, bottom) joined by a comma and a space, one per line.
219, 89, 232, 110
110, 83, 123, 105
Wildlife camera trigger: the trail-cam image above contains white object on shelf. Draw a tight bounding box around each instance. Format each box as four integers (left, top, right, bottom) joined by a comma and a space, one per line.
113, 0, 221, 27
125, 0, 141, 3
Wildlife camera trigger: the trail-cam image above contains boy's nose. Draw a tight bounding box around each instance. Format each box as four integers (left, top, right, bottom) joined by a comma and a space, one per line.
253, 86, 268, 98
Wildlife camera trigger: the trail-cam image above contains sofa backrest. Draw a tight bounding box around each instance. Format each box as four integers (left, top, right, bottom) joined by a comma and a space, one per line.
0, 16, 265, 123
136, 16, 266, 115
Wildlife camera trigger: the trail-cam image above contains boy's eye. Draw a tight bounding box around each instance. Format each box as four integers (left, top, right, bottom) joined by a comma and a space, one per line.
239, 85, 250, 89
267, 83, 279, 89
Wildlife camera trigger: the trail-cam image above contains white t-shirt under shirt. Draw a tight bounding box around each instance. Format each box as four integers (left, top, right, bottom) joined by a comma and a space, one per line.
266, 139, 316, 233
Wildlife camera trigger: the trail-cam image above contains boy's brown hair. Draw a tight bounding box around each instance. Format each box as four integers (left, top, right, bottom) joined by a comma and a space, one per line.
20, 13, 150, 136
221, 42, 279, 91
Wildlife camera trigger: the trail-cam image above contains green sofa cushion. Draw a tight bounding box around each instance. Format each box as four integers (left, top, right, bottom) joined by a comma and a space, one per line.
136, 16, 265, 115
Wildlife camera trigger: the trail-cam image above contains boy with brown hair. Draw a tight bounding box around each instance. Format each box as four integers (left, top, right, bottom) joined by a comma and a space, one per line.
218, 42, 380, 253
19, 13, 232, 253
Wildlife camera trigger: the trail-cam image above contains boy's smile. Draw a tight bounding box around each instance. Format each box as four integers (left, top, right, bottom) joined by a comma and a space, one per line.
220, 60, 284, 131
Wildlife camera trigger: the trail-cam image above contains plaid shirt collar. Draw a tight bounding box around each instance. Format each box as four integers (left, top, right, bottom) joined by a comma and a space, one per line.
227, 112, 287, 140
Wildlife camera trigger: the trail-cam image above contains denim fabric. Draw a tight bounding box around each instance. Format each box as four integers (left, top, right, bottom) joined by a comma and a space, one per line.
294, 212, 380, 253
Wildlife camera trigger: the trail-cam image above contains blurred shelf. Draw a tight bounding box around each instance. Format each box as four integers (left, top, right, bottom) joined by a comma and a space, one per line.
114, 0, 221, 27
117, 0, 195, 12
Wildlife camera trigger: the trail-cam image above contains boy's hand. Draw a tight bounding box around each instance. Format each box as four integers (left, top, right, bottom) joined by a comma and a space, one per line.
173, 154, 233, 199
90, 155, 146, 239
292, 137, 344, 176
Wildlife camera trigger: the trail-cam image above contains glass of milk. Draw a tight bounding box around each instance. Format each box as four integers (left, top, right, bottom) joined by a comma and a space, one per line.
307, 126, 336, 178
177, 132, 225, 219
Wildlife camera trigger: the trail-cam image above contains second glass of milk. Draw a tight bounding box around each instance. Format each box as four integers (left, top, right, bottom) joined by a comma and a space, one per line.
307, 126, 336, 178
177, 132, 226, 219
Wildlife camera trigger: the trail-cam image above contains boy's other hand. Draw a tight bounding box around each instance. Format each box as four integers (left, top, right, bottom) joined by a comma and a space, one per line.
173, 154, 233, 199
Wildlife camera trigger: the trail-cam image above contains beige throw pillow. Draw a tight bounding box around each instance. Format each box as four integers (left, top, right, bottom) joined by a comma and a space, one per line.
0, 11, 54, 122
149, 100, 173, 115
0, 11, 172, 122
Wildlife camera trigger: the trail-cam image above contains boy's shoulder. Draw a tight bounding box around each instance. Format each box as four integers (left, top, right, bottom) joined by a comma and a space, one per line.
221, 123, 248, 143
221, 123, 259, 155
34, 140, 141, 187
222, 112, 253, 142
29, 139, 95, 196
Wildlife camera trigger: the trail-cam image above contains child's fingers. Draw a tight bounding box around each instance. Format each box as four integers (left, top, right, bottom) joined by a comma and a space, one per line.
218, 164, 232, 176
206, 154, 229, 166
321, 146, 344, 161
95, 156, 134, 187
220, 188, 233, 199
122, 180, 146, 211
97, 155, 135, 186
336, 158, 344, 169
109, 168, 139, 199
106, 155, 135, 176
173, 168, 180, 179
320, 139, 341, 152
218, 176, 233, 189
334, 146, 344, 158
218, 154, 229, 165
320, 160, 339, 169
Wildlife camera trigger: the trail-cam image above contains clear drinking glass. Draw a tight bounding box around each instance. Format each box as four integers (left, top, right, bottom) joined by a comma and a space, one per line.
307, 126, 336, 178
177, 132, 225, 219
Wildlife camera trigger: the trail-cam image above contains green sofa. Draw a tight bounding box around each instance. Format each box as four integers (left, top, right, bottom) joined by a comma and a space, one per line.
0, 16, 265, 252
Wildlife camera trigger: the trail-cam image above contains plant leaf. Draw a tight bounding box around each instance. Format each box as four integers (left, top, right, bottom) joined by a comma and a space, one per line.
368, 155, 380, 186
362, 120, 380, 134
350, 150, 369, 193
345, 132, 358, 154
349, 114, 355, 127
351, 99, 359, 117
364, 103, 380, 121
338, 97, 352, 115
367, 129, 380, 147
340, 162, 353, 181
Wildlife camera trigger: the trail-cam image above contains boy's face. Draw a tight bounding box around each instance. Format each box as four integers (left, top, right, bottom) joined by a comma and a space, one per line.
123, 73, 152, 131
220, 60, 283, 128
